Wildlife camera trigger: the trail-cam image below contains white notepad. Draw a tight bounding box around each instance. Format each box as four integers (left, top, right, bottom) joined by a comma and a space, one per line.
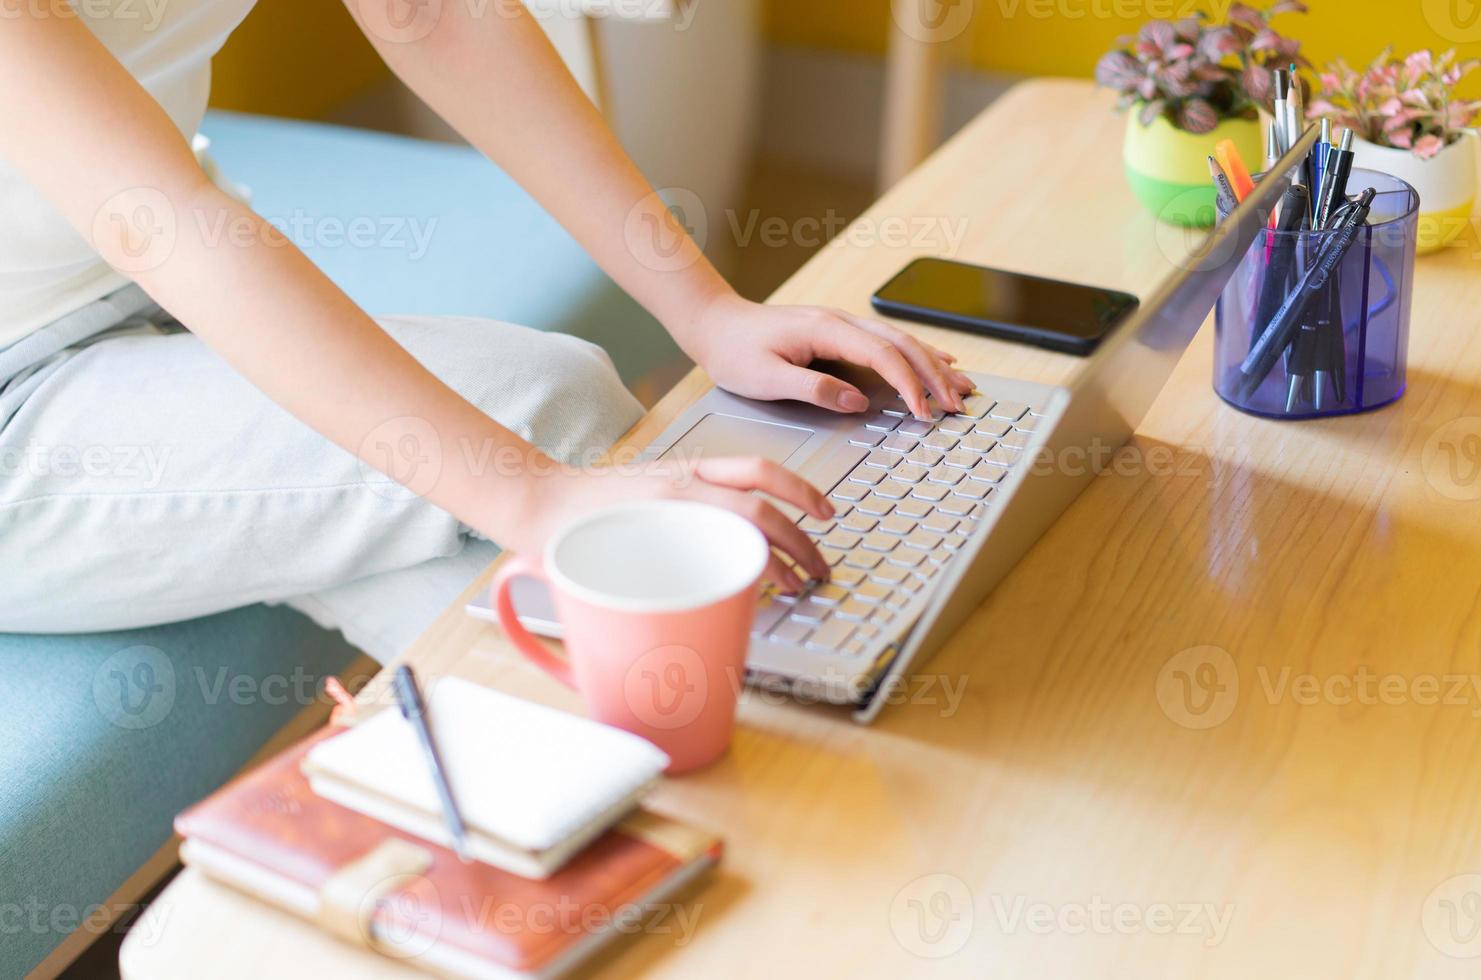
302, 677, 669, 878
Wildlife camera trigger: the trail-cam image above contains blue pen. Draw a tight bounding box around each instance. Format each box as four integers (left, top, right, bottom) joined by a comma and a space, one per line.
1312, 118, 1332, 218
393, 664, 472, 863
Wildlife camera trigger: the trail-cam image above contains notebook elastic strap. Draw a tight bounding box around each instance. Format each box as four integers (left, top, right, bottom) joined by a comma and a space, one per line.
317, 837, 436, 955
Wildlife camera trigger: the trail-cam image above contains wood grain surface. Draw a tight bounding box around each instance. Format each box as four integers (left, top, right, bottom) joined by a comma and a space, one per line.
123, 79, 1481, 980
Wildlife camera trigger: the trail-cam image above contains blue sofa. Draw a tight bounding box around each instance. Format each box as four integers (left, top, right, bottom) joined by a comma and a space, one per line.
0, 112, 681, 977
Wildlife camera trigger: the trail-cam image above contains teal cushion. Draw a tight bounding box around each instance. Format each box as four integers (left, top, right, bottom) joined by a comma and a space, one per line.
197, 111, 686, 390
0, 607, 359, 977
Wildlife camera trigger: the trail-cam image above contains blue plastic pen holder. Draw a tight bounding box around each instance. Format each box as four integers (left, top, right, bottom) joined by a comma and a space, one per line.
1213, 169, 1418, 419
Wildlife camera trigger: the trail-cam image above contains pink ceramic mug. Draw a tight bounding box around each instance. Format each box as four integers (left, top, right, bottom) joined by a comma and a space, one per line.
488, 501, 769, 774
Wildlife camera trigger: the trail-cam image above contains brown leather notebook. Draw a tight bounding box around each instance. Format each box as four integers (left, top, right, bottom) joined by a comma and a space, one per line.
176, 728, 721, 979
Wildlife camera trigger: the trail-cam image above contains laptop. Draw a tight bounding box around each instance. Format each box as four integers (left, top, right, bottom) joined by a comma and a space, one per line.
471, 126, 1319, 724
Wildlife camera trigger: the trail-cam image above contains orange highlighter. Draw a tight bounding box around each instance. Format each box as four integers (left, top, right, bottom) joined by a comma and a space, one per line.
1214, 139, 1256, 202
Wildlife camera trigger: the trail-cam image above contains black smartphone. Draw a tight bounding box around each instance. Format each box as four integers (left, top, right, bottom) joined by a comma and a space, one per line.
872, 258, 1139, 356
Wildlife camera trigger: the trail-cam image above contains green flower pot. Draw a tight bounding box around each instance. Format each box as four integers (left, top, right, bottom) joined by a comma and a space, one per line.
1122, 110, 1265, 227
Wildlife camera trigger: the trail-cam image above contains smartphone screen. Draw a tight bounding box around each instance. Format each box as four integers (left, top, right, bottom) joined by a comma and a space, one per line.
872, 258, 1138, 355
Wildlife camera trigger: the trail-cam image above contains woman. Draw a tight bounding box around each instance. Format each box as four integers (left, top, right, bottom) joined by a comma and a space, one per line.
0, 0, 971, 660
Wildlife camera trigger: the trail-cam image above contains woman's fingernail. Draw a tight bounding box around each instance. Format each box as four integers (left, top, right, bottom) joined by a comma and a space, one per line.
837, 390, 869, 412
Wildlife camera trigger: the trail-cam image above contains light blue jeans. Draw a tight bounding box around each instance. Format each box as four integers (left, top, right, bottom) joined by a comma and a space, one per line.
0, 285, 644, 661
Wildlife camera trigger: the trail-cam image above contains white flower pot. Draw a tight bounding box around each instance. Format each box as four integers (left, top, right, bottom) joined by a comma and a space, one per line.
1349, 132, 1477, 255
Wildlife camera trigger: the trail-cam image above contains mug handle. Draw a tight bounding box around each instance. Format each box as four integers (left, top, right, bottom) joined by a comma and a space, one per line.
488, 556, 577, 689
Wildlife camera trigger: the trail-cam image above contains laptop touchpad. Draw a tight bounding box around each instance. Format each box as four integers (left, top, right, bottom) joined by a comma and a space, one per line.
658, 414, 812, 465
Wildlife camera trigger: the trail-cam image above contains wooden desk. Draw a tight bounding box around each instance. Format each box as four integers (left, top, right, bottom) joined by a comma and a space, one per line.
122, 79, 1481, 979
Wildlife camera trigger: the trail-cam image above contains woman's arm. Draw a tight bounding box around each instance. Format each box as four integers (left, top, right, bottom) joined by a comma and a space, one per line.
0, 13, 832, 591
345, 0, 975, 420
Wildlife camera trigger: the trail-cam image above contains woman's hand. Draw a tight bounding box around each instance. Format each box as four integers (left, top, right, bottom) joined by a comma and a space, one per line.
685, 293, 975, 421
526, 456, 835, 595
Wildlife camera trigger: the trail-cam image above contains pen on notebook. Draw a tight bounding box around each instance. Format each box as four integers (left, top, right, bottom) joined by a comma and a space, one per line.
392, 664, 473, 863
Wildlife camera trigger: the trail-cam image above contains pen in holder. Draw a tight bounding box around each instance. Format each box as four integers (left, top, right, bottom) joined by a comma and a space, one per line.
1213, 169, 1418, 419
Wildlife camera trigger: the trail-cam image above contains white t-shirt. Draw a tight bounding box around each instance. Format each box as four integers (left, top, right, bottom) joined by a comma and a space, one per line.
0, 0, 259, 347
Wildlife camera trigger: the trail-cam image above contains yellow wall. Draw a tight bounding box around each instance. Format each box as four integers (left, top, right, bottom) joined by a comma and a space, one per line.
765, 0, 1481, 97
210, 0, 1481, 119
209, 0, 388, 118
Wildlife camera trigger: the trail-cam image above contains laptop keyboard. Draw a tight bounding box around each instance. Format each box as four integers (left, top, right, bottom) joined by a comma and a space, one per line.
755, 391, 1046, 659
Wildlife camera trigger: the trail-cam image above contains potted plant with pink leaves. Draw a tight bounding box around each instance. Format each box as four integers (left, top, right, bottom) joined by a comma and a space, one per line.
1310, 47, 1481, 254
1096, 1, 1309, 227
